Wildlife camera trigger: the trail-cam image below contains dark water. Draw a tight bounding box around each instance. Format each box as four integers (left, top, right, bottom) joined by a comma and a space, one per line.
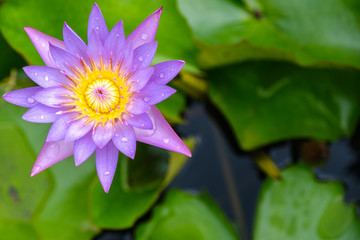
96, 101, 360, 240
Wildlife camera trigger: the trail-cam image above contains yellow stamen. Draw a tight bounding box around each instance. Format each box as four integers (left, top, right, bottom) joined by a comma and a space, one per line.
61, 58, 132, 124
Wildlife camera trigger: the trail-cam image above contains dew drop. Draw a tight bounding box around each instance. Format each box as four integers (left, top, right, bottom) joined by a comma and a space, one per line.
104, 171, 110, 176
95, 26, 100, 30
115, 133, 119, 137
26, 97, 35, 104
40, 115, 44, 120
115, 33, 120, 37
41, 43, 46, 47
121, 137, 128, 142
44, 75, 49, 81
163, 138, 169, 144
159, 73, 165, 79
143, 97, 150, 102
138, 56, 144, 61
141, 33, 148, 40
161, 93, 165, 97
134, 64, 138, 69
34, 72, 38, 76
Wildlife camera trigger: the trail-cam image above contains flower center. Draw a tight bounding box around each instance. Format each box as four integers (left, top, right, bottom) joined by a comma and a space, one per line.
85, 79, 120, 113
61, 59, 133, 125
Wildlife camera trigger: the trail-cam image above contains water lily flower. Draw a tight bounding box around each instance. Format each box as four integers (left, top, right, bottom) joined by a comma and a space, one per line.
3, 3, 191, 193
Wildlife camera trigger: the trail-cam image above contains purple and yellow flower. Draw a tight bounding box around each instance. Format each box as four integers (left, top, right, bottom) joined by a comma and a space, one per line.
3, 3, 191, 192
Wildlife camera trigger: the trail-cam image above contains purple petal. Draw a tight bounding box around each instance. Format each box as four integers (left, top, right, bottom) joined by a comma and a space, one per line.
95, 141, 118, 193
149, 60, 185, 85
88, 3, 108, 43
31, 140, 74, 176
113, 41, 133, 75
65, 117, 95, 142
63, 22, 88, 61
132, 83, 176, 105
131, 42, 157, 71
23, 66, 71, 88
123, 112, 153, 129
88, 30, 107, 68
126, 98, 150, 115
34, 86, 72, 108
24, 27, 65, 67
3, 87, 41, 108
46, 113, 78, 142
104, 20, 125, 57
49, 44, 82, 78
22, 105, 60, 123
126, 7, 162, 49
92, 121, 114, 149
134, 106, 191, 157
74, 132, 97, 166
112, 121, 136, 159
128, 67, 154, 92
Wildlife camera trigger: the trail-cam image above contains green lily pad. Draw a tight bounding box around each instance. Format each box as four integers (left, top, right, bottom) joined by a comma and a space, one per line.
0, 0, 199, 72
178, 0, 360, 69
254, 164, 360, 239
135, 189, 239, 240
0, 123, 49, 240
33, 157, 100, 240
208, 62, 360, 150
0, 100, 100, 240
90, 138, 195, 229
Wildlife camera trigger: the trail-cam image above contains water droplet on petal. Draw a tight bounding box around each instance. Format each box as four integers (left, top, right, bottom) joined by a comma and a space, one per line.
134, 64, 138, 69
115, 33, 120, 37
40, 115, 44, 120
95, 26, 100, 30
104, 171, 110, 176
159, 73, 165, 79
34, 72, 38, 76
26, 97, 35, 104
141, 33, 148, 40
171, 68, 175, 72
144, 97, 150, 102
44, 75, 49, 81
41, 43, 46, 47
161, 93, 165, 97
121, 137, 128, 142
163, 138, 169, 144
138, 56, 144, 61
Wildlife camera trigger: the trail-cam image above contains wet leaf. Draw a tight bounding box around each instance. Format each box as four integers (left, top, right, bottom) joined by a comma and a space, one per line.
208, 62, 360, 150
135, 189, 239, 240
254, 164, 360, 240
